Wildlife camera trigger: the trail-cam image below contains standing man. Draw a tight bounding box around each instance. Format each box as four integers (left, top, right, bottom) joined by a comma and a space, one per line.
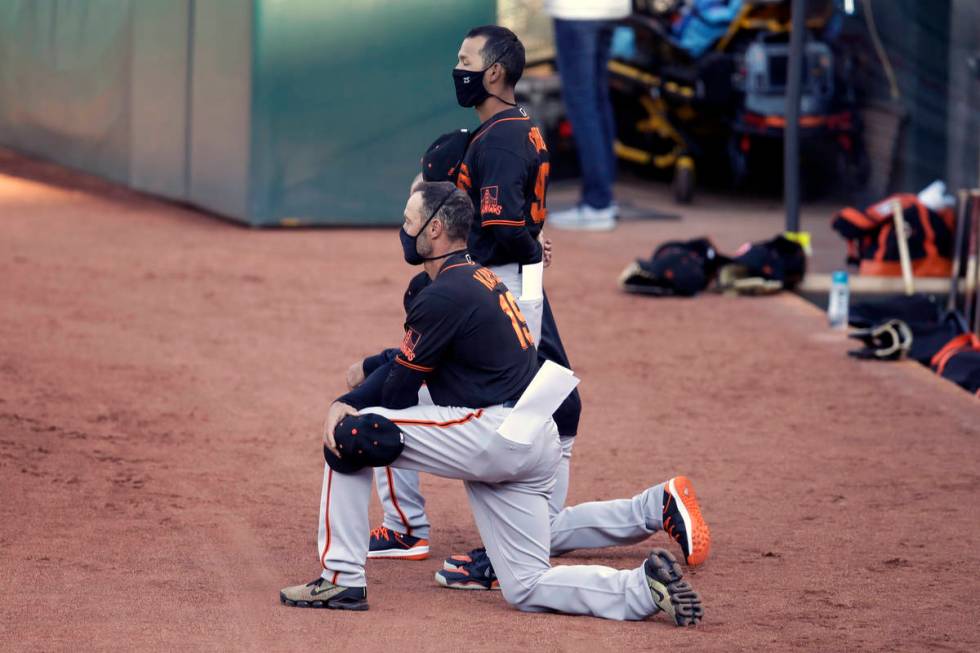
545, 0, 630, 232
367, 24, 584, 561
364, 26, 710, 593
279, 182, 703, 626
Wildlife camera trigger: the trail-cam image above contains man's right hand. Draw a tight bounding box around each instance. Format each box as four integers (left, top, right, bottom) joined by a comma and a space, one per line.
323, 401, 358, 457
346, 361, 366, 390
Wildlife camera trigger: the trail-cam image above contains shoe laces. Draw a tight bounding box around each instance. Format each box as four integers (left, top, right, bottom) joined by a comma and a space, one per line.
663, 496, 683, 545
370, 525, 394, 542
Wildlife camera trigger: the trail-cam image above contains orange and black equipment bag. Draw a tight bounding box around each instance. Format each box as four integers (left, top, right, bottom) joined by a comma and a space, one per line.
930, 333, 980, 395
831, 193, 955, 277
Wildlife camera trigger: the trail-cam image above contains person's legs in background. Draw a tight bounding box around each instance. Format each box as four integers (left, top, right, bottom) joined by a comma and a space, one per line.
369, 466, 431, 559
549, 18, 618, 231
595, 22, 618, 205
367, 386, 435, 560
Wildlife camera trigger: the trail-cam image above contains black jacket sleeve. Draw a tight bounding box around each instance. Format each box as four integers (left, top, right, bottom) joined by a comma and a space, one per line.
475, 147, 542, 264
336, 360, 394, 410
380, 363, 427, 409
382, 290, 461, 408
362, 348, 399, 376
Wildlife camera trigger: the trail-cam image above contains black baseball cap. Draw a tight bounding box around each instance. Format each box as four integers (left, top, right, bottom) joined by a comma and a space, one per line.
629, 238, 725, 296
732, 235, 806, 288
421, 129, 471, 183
323, 413, 404, 474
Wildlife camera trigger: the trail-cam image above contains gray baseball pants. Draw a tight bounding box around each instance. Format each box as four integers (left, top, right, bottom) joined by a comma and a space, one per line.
318, 403, 659, 620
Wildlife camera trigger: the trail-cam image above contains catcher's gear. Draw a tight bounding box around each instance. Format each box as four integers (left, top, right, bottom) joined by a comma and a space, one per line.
848, 319, 913, 360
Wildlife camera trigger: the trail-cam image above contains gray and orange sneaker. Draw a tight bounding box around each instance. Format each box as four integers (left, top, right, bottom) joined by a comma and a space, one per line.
645, 548, 703, 626
662, 476, 711, 566
367, 526, 430, 560
279, 577, 368, 611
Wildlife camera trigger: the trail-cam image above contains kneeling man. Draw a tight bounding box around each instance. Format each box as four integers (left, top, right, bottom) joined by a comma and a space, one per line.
279, 182, 703, 624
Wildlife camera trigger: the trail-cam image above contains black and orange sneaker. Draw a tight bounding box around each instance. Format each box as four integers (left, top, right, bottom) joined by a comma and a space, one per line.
662, 476, 711, 566
367, 525, 430, 560
434, 552, 499, 591
442, 546, 487, 572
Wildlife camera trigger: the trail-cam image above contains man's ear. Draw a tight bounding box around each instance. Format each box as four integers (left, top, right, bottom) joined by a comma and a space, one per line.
488, 62, 504, 85
428, 216, 444, 239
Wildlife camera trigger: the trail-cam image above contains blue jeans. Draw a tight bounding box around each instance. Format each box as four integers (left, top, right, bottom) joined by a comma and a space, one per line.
553, 18, 617, 210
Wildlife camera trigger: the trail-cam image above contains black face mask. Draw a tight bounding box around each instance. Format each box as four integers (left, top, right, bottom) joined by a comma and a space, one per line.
452, 42, 518, 108
400, 190, 455, 265
452, 67, 492, 109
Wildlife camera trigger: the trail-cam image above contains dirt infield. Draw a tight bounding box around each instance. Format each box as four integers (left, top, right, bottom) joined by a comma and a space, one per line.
2, 152, 980, 652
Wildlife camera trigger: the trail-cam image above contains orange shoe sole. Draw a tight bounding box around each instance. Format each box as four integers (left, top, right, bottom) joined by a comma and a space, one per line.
669, 476, 711, 567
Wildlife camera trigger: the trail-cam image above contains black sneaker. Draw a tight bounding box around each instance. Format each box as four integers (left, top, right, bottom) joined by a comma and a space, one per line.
367, 525, 430, 560
442, 546, 488, 572
434, 550, 499, 591
644, 548, 703, 626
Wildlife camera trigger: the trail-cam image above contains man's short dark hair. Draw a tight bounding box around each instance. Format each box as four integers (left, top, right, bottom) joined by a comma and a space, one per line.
465, 25, 525, 87
416, 181, 473, 242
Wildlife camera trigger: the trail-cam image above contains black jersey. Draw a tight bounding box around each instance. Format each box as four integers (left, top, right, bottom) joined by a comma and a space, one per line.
340, 253, 538, 411
456, 106, 550, 267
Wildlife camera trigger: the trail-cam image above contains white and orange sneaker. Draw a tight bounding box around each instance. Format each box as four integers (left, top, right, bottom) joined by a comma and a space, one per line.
662, 476, 711, 566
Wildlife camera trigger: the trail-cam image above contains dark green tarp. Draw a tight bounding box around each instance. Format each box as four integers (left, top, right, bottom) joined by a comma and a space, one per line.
0, 0, 494, 225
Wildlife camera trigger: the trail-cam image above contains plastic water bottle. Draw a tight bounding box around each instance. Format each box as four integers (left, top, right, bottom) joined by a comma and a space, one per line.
827, 270, 849, 329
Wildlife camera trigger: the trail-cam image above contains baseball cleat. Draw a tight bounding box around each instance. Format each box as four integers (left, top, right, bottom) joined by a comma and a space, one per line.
443, 546, 488, 572
644, 548, 703, 626
662, 476, 711, 566
435, 551, 499, 591
279, 577, 368, 611
367, 526, 430, 560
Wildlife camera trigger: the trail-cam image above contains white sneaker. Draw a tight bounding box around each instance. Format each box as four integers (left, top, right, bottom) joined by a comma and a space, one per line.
548, 204, 617, 231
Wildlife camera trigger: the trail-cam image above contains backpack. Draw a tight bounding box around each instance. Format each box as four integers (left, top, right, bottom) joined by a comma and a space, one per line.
930, 333, 980, 394
831, 193, 955, 277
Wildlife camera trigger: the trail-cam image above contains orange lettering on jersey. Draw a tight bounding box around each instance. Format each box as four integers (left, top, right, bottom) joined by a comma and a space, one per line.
400, 328, 421, 361
456, 163, 472, 191
528, 126, 547, 153
472, 267, 501, 291
530, 161, 550, 224
498, 291, 533, 350
527, 127, 550, 224
480, 186, 503, 216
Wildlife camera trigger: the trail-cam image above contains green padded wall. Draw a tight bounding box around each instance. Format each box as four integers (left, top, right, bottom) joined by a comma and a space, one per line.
130, 0, 191, 201
0, 1, 133, 186
248, 0, 495, 225
0, 0, 495, 226
187, 0, 253, 220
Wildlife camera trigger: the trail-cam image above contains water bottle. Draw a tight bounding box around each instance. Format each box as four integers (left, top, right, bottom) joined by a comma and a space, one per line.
827, 270, 849, 329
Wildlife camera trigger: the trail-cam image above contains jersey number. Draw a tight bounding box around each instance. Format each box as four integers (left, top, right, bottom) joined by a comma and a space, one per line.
499, 291, 533, 350
528, 127, 549, 224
